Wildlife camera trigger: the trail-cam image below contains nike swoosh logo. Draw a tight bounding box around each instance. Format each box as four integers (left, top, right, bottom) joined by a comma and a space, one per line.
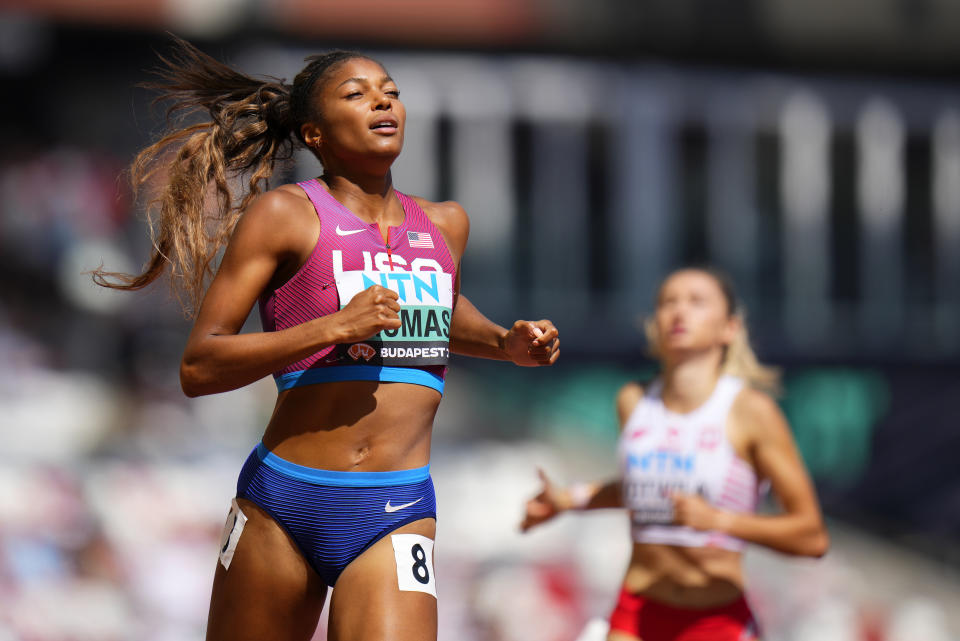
335, 225, 365, 236
384, 497, 423, 513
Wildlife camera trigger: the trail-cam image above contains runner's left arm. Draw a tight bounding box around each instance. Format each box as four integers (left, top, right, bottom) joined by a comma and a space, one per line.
450, 295, 559, 366
671, 390, 829, 557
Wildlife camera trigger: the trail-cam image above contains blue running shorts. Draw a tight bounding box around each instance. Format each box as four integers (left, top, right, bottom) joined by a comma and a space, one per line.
236, 443, 437, 586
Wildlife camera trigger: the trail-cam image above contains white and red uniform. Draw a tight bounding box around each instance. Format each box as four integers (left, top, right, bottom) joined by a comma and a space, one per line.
611, 375, 762, 641
618, 375, 760, 550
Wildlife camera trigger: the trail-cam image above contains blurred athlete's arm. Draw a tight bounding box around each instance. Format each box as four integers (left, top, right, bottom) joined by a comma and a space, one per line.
671, 389, 829, 557
520, 382, 643, 531
520, 470, 621, 532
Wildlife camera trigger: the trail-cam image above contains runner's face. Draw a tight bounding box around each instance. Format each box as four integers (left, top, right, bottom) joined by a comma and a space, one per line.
312, 58, 406, 166
654, 271, 733, 356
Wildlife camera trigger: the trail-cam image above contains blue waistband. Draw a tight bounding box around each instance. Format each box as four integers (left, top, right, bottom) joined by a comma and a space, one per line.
275, 365, 444, 394
254, 443, 431, 487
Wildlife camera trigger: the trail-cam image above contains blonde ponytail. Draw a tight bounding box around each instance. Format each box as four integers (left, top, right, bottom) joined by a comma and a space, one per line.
721, 316, 781, 395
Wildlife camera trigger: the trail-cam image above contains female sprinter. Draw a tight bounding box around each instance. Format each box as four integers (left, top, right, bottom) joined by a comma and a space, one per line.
96, 39, 559, 641
521, 268, 826, 641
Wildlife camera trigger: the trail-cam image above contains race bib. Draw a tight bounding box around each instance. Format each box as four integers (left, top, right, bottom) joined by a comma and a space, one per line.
624, 476, 708, 525
391, 533, 437, 598
624, 478, 681, 525
337, 270, 453, 367
218, 498, 247, 570
622, 449, 705, 524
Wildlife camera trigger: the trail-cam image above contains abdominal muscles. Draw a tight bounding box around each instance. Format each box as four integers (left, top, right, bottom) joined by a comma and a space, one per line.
622, 543, 746, 607
261, 380, 442, 472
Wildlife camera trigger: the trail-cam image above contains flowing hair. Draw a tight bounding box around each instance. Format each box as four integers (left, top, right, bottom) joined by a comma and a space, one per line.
644, 267, 781, 394
93, 35, 372, 316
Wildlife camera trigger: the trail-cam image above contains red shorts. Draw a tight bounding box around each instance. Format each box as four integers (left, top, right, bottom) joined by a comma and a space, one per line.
608, 588, 760, 641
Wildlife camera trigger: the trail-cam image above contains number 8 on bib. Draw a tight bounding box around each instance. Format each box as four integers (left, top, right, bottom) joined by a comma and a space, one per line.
391, 534, 437, 597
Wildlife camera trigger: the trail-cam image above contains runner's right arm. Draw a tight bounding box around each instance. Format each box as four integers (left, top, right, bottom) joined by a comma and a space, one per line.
520, 381, 643, 531
520, 470, 622, 532
180, 189, 400, 397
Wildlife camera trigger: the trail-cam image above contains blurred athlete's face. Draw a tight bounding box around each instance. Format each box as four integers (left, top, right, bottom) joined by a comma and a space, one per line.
302, 57, 406, 172
654, 270, 737, 359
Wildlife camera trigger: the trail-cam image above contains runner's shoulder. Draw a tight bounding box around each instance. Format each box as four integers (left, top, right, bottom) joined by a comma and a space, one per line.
410, 197, 469, 230
234, 184, 317, 253
730, 386, 789, 444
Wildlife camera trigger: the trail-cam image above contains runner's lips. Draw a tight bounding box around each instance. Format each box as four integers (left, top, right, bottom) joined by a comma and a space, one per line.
370, 115, 399, 131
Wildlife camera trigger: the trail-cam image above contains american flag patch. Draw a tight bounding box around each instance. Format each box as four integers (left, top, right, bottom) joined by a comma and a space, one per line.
407, 231, 434, 249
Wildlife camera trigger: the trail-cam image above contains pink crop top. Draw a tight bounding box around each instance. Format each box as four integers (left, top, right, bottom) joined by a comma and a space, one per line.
258, 179, 457, 394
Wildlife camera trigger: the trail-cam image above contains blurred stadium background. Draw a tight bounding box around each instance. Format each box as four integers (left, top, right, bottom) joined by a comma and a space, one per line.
1, 1, 959, 640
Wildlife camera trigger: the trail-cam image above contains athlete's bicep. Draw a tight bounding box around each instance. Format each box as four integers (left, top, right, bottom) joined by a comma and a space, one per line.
188, 192, 309, 341
743, 393, 822, 517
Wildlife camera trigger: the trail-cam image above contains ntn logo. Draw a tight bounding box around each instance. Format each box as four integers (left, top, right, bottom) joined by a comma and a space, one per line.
627, 450, 696, 473
361, 271, 442, 304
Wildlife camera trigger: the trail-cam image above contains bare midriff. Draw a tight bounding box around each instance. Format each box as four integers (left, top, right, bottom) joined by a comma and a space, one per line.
621, 543, 746, 608
261, 380, 441, 472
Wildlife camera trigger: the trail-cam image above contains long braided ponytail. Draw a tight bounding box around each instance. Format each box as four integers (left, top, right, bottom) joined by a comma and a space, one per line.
94, 36, 370, 316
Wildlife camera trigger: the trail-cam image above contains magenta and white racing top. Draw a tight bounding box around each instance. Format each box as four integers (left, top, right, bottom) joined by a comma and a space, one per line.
258, 179, 457, 395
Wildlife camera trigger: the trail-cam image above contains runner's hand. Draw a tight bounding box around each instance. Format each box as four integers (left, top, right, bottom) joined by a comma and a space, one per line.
502, 320, 559, 366
671, 492, 721, 531
521, 468, 569, 532
336, 285, 401, 343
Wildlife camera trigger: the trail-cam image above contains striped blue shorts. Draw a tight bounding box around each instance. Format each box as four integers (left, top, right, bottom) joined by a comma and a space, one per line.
236, 443, 437, 586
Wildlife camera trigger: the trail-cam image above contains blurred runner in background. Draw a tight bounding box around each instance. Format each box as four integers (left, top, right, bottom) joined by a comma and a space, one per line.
522, 267, 826, 641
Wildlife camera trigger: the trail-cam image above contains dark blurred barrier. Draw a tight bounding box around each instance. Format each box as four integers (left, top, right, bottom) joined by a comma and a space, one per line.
5, 1, 960, 73
814, 365, 960, 552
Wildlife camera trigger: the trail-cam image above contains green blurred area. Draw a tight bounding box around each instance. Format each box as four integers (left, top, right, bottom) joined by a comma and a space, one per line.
781, 368, 890, 486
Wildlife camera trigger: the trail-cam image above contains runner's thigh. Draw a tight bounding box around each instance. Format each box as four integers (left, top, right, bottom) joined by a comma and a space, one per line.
327, 518, 438, 641
206, 498, 328, 641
